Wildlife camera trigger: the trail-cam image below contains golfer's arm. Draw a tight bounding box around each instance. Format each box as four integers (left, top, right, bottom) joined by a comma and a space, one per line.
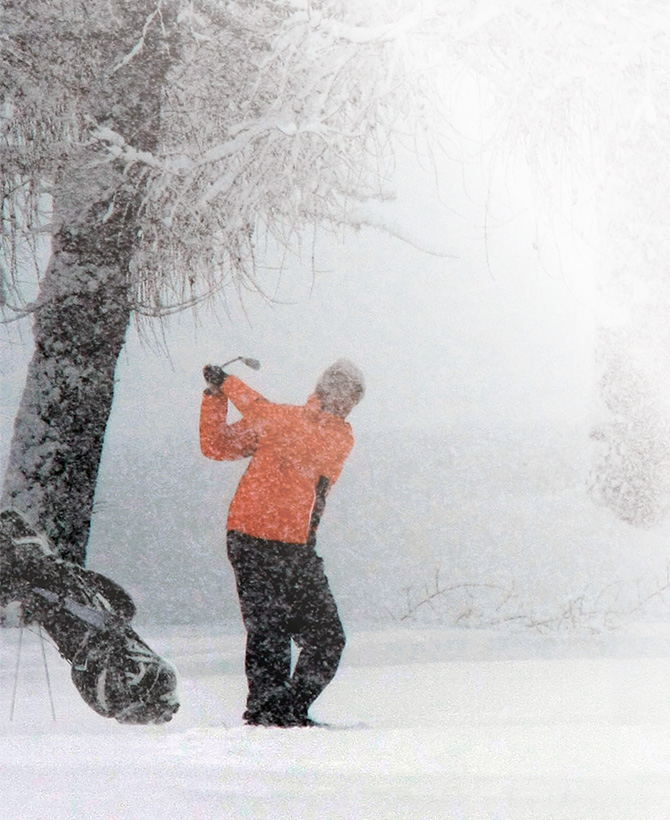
223, 375, 269, 416
199, 393, 257, 460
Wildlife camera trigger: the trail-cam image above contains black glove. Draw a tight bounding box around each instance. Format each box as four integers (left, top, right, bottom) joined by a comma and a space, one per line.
203, 364, 228, 388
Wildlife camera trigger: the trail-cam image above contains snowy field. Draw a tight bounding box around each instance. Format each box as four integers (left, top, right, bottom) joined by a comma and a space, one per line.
2, 625, 670, 820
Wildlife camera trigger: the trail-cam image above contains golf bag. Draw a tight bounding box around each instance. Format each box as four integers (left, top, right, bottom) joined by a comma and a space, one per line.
0, 509, 179, 724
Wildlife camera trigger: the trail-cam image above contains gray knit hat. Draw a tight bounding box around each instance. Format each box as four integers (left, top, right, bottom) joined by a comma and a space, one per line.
315, 359, 365, 417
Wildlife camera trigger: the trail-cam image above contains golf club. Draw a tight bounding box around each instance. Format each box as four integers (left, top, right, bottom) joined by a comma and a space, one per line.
219, 356, 261, 371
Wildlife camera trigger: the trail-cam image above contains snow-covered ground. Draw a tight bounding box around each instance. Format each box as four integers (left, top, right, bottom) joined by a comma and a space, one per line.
2, 625, 670, 820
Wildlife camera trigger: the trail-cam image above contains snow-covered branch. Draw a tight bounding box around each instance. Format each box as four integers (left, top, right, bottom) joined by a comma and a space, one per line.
2, 0, 446, 314
111, 2, 164, 74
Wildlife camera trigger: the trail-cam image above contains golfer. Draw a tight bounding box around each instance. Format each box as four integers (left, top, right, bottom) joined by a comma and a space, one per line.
200, 359, 364, 727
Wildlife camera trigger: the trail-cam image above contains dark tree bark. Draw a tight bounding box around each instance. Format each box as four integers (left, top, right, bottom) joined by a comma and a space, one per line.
1, 184, 135, 563
1, 1, 175, 563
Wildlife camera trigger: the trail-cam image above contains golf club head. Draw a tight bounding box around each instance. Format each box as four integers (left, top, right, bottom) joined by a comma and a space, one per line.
219, 356, 262, 371
241, 357, 261, 370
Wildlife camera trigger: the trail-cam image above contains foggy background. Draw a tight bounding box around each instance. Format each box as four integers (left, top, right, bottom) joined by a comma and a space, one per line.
2, 146, 668, 631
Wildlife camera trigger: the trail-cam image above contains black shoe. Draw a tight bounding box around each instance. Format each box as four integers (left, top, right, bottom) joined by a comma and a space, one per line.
243, 710, 299, 727
293, 715, 320, 727
288, 701, 319, 727
243, 707, 317, 728
285, 715, 331, 728
243, 710, 275, 727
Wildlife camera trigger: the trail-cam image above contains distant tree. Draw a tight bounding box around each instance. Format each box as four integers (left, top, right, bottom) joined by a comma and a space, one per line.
425, 0, 670, 527
1, 0, 431, 562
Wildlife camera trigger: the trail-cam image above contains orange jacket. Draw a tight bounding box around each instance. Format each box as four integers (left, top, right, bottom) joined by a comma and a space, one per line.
200, 375, 354, 544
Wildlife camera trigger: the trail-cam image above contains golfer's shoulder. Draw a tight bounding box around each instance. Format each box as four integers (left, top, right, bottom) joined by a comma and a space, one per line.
320, 413, 354, 451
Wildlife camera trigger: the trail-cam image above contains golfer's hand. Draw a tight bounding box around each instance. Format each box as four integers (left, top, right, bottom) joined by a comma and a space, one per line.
203, 364, 227, 395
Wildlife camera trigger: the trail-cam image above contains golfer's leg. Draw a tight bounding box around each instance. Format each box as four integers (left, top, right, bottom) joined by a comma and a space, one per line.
244, 622, 292, 722
227, 532, 292, 722
289, 550, 346, 718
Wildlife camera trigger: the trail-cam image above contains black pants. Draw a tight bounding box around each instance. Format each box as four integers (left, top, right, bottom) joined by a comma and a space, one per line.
227, 530, 346, 722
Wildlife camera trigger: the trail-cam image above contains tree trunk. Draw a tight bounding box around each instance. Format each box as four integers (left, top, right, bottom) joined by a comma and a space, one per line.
1, 1, 174, 562
1, 176, 134, 563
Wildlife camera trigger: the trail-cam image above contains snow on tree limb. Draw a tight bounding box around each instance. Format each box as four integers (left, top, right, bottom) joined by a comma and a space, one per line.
111, 4, 165, 74
1, 0, 438, 315
344, 208, 458, 258
4, 1, 669, 308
